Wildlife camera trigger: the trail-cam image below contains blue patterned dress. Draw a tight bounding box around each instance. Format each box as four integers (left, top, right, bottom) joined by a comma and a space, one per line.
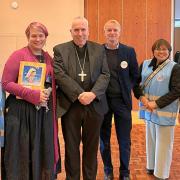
0, 81, 5, 147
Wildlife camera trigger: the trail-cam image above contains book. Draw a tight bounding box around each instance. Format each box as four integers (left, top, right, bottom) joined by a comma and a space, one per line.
18, 61, 46, 90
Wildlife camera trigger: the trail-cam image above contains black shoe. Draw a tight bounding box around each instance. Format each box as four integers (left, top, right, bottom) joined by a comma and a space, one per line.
119, 176, 130, 180
146, 169, 154, 175
104, 173, 114, 180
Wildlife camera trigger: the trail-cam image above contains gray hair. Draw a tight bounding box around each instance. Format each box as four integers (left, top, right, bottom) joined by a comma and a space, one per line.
104, 19, 121, 31
71, 16, 89, 28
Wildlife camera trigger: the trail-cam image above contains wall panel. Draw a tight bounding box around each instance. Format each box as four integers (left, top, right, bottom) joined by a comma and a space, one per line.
147, 0, 171, 59
122, 0, 147, 63
85, 0, 99, 41
122, 0, 147, 109
98, 0, 122, 43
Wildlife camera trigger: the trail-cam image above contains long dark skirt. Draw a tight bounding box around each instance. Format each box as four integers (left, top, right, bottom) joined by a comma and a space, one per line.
3, 95, 55, 180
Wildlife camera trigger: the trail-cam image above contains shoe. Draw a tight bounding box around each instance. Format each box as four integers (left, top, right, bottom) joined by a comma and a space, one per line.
104, 173, 114, 180
146, 169, 154, 175
119, 176, 130, 180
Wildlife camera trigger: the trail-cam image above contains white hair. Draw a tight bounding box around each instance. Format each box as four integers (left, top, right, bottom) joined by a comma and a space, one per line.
104, 19, 121, 31
71, 16, 89, 28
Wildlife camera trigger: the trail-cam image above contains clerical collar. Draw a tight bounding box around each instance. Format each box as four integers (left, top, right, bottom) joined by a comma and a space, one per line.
105, 43, 119, 50
73, 42, 87, 59
73, 42, 87, 50
74, 43, 87, 82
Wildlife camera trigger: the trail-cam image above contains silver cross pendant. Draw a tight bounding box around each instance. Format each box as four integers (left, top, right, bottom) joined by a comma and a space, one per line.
78, 70, 87, 82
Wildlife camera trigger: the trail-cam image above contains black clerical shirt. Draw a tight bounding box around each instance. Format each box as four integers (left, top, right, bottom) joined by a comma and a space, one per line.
74, 44, 91, 91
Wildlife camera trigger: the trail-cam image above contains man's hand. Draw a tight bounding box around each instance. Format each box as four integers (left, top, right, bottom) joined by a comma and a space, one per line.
78, 92, 96, 105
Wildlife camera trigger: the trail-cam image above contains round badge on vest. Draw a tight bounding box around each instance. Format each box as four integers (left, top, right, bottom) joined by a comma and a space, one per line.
120, 61, 128, 69
157, 75, 164, 81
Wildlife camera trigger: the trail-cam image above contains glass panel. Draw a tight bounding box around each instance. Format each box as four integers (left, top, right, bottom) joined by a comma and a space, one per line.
174, 0, 180, 62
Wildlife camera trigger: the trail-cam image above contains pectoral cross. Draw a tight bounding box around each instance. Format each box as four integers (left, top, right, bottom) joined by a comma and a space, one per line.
78, 70, 87, 82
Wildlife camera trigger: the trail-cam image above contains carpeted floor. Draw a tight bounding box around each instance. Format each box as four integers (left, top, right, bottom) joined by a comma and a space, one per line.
1, 112, 178, 179
57, 112, 180, 180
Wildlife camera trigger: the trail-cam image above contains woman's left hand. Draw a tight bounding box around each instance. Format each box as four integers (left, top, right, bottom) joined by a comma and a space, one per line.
147, 101, 158, 111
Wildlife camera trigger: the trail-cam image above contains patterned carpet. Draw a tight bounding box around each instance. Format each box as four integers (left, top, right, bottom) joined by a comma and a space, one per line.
1, 113, 179, 179
57, 114, 180, 180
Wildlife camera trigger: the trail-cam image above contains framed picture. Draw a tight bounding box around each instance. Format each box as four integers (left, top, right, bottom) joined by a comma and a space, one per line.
18, 61, 46, 90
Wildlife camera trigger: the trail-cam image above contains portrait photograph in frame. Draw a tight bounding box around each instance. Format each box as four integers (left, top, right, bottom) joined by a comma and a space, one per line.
18, 61, 46, 90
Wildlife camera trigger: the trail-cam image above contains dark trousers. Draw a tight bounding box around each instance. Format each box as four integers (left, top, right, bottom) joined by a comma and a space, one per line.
100, 98, 132, 177
61, 101, 103, 180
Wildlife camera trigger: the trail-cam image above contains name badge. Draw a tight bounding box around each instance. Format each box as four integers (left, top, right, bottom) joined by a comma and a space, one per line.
120, 61, 128, 69
157, 75, 164, 81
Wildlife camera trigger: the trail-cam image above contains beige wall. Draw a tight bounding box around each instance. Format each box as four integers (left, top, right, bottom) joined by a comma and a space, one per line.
0, 0, 84, 74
